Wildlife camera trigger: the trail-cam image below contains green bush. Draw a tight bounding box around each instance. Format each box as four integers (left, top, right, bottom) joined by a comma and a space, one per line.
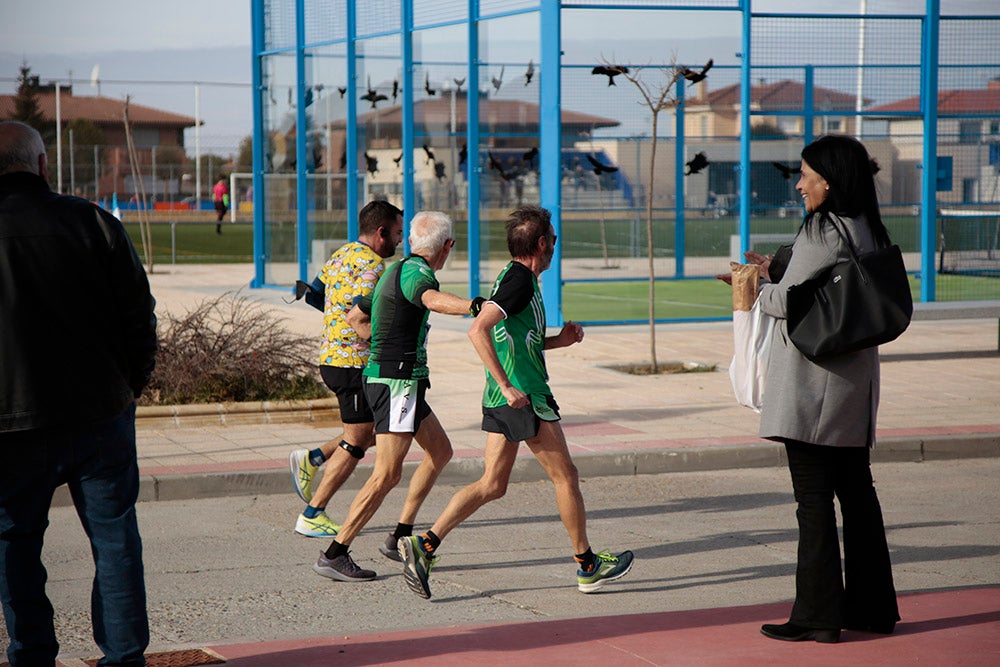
141, 292, 326, 405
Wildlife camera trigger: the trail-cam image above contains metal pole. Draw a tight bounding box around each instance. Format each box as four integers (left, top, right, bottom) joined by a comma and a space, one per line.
195, 84, 202, 210
855, 0, 867, 139
674, 78, 686, 278
69, 128, 76, 195
151, 146, 157, 204
920, 0, 941, 302
55, 82, 63, 193
93, 145, 99, 199
171, 221, 177, 264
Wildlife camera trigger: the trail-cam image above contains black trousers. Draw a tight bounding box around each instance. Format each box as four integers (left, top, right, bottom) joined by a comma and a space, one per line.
784, 440, 900, 630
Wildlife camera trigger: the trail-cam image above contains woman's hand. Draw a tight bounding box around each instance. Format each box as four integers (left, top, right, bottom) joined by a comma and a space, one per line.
744, 250, 772, 282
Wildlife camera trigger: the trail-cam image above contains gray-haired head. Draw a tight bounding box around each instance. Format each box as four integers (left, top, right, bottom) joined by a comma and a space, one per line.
408, 210, 453, 255
0, 121, 46, 176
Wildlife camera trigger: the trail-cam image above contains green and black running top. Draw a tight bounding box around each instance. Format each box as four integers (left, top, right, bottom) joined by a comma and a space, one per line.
363, 255, 439, 380
482, 261, 551, 408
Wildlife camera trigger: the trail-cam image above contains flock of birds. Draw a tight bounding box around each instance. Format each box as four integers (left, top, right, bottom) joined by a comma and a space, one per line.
308, 56, 795, 182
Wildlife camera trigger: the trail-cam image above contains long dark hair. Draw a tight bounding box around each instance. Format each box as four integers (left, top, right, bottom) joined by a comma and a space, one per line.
801, 135, 891, 248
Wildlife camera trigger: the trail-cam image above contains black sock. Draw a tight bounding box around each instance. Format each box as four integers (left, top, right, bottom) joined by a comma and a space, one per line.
325, 540, 348, 560
575, 548, 596, 572
421, 530, 441, 553
392, 523, 414, 540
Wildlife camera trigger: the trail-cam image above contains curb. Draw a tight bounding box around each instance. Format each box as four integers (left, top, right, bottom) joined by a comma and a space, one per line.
50, 433, 1000, 508
136, 398, 340, 428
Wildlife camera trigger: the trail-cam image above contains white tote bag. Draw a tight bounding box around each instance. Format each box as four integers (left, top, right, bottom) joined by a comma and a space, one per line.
729, 296, 775, 412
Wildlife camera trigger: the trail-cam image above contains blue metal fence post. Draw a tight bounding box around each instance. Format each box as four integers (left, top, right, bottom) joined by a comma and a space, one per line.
539, 0, 562, 328
674, 77, 686, 278
803, 65, 815, 146
294, 0, 309, 282
250, 0, 265, 287
346, 1, 359, 241
920, 0, 940, 302
402, 0, 415, 254
467, 0, 481, 298
738, 0, 752, 258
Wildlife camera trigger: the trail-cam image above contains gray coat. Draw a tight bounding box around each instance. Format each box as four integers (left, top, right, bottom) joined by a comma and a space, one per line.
757, 213, 880, 448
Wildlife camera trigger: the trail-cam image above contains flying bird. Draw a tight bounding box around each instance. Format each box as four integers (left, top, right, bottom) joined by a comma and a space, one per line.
591, 65, 628, 86
424, 72, 436, 96
772, 161, 800, 180
453, 77, 466, 92
434, 162, 446, 181
685, 152, 709, 175
422, 144, 436, 164
522, 146, 538, 164
459, 143, 468, 167
391, 79, 399, 103
491, 65, 505, 92
361, 76, 386, 108
337, 86, 346, 98
363, 152, 378, 175
586, 154, 618, 175
678, 59, 713, 84
524, 59, 535, 86
393, 153, 403, 167
488, 152, 513, 181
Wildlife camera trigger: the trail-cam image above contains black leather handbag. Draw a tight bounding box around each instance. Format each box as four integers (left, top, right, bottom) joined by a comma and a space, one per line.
786, 221, 913, 360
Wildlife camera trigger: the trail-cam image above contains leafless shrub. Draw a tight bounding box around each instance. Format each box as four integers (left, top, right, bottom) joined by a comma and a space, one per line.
140, 292, 325, 405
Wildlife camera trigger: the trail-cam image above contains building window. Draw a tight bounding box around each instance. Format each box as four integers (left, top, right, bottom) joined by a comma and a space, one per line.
825, 118, 842, 133
990, 121, 1000, 136
958, 121, 981, 145
131, 127, 160, 148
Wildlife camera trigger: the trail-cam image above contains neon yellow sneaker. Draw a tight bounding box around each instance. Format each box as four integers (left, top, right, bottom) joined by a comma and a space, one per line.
577, 549, 634, 593
294, 511, 341, 538
289, 449, 318, 503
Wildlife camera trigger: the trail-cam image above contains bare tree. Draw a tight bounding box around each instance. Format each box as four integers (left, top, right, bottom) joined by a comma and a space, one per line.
603, 58, 684, 373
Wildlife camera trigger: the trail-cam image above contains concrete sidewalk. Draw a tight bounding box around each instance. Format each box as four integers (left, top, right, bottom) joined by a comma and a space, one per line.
81, 262, 998, 507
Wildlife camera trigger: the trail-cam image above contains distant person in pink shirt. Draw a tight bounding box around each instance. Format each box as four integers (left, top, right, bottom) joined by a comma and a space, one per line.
213, 176, 230, 235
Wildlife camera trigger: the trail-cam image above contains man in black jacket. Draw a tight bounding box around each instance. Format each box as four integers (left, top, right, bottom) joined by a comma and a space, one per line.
0, 121, 157, 666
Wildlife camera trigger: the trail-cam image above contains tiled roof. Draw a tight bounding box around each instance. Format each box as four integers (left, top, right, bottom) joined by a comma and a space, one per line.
691, 79, 859, 111
0, 91, 196, 127
867, 84, 1000, 115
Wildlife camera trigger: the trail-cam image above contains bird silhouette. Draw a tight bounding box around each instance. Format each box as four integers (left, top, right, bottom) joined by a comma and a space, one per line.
434, 162, 446, 181
685, 152, 709, 175
586, 154, 618, 175
393, 153, 403, 169
459, 143, 468, 167
363, 152, 378, 175
453, 77, 466, 92
524, 59, 535, 86
678, 59, 713, 84
424, 72, 436, 96
488, 152, 513, 181
522, 146, 538, 164
361, 76, 387, 108
422, 144, 436, 164
772, 161, 800, 180
491, 65, 504, 92
591, 65, 628, 86
391, 80, 399, 103
337, 86, 346, 98
304, 88, 314, 107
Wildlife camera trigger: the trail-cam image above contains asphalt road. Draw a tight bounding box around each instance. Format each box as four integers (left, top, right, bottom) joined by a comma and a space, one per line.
14, 458, 1000, 660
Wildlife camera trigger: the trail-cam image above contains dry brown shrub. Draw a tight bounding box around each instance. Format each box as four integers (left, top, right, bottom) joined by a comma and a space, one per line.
140, 292, 325, 405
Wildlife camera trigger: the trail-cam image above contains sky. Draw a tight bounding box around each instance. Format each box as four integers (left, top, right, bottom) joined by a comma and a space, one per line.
2, 0, 996, 155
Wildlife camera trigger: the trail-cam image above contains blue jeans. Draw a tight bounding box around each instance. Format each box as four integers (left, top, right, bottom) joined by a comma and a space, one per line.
0, 404, 148, 666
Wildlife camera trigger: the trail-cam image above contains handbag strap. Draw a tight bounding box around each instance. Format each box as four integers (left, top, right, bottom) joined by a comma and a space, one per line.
826, 216, 870, 283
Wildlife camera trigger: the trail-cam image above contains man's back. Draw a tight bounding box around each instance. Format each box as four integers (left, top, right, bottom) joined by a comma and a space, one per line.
0, 171, 157, 432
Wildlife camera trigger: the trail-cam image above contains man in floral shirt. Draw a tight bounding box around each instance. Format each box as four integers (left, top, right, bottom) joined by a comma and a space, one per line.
288, 200, 409, 556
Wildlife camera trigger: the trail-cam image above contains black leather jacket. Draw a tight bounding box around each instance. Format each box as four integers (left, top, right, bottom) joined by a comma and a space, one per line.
0, 171, 157, 432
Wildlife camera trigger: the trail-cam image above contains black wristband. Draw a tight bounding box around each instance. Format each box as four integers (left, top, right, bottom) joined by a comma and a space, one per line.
338, 439, 365, 459
470, 296, 486, 316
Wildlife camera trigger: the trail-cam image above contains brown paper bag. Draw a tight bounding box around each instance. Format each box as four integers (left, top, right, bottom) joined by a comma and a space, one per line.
731, 263, 759, 311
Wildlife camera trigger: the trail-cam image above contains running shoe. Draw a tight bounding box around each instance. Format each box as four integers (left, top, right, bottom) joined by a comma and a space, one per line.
399, 536, 436, 599
289, 449, 318, 503
379, 532, 403, 562
576, 549, 634, 593
294, 511, 341, 538
312, 551, 376, 582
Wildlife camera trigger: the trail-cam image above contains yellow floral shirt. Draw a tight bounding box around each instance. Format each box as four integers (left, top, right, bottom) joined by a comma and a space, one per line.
317, 241, 385, 367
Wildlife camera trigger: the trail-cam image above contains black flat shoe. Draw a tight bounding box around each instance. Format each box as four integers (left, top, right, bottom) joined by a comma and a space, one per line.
761, 622, 841, 643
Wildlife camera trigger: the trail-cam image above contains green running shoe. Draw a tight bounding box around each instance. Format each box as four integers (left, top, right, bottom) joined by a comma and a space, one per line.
577, 549, 634, 593
289, 449, 318, 503
399, 536, 436, 599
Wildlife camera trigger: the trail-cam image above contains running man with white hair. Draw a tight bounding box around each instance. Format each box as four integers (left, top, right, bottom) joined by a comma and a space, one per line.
312, 210, 483, 581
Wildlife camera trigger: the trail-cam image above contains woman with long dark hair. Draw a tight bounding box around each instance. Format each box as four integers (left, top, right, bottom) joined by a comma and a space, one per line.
753, 135, 900, 643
